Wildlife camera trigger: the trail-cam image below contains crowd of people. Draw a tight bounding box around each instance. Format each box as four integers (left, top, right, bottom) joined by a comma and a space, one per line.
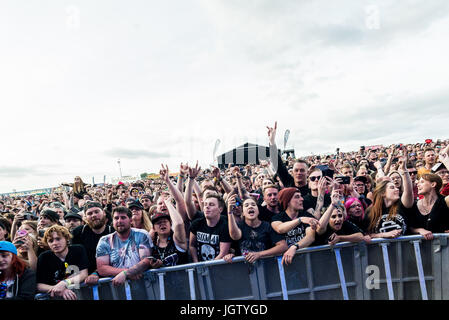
1, 122, 449, 300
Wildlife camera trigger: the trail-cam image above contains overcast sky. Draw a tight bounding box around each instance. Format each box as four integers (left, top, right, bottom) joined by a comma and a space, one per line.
1, 0, 449, 193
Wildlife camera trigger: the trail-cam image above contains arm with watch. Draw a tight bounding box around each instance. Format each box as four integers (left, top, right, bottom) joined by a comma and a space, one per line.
281, 227, 315, 266
271, 215, 319, 235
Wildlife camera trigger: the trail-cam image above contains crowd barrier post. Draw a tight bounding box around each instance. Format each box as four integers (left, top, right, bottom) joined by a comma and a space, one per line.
157, 272, 166, 300
186, 268, 196, 300
333, 247, 349, 300
276, 256, 289, 300
412, 240, 428, 300
380, 242, 395, 300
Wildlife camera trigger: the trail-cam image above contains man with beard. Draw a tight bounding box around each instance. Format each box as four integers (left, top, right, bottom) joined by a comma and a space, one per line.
72, 202, 114, 285
96, 207, 159, 284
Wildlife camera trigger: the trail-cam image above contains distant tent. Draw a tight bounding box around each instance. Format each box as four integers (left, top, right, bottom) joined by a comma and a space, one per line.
216, 142, 279, 169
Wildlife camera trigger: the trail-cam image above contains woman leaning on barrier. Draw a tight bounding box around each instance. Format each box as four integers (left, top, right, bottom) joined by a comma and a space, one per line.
365, 151, 414, 239
406, 173, 449, 240
224, 195, 288, 264
314, 190, 371, 246
0, 241, 36, 300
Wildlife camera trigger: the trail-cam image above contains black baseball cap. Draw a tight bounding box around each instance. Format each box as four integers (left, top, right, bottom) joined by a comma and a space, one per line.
64, 212, 83, 221
128, 200, 144, 210
83, 201, 103, 212
151, 212, 171, 224
41, 209, 60, 222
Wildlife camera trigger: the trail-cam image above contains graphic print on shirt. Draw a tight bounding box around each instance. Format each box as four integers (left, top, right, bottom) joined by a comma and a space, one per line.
240, 230, 265, 255
377, 214, 406, 235
197, 232, 219, 261
285, 224, 307, 247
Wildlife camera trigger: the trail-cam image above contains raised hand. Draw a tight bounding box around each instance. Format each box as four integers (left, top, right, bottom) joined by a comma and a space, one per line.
266, 121, 277, 145
188, 161, 201, 180
159, 164, 170, 182
180, 163, 189, 176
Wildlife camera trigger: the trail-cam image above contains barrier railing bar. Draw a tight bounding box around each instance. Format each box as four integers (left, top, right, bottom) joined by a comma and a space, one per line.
109, 282, 119, 300
186, 269, 196, 300
92, 285, 99, 300
305, 253, 315, 300
265, 282, 359, 299
124, 281, 132, 300
413, 240, 429, 300
380, 243, 395, 300
158, 273, 166, 300
334, 248, 349, 300
396, 241, 404, 300
204, 267, 215, 300
276, 256, 289, 300
34, 235, 449, 300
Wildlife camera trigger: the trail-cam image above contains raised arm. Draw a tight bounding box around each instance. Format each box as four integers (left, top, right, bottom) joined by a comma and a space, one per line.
185, 162, 201, 221
317, 190, 340, 235
398, 153, 414, 208
267, 121, 293, 187
226, 194, 242, 241
164, 197, 187, 250
160, 164, 188, 222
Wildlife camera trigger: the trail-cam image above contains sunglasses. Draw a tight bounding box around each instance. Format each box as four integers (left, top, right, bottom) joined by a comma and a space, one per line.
309, 176, 321, 181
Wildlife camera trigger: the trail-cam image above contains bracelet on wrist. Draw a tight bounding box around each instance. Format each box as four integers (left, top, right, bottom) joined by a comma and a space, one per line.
123, 270, 128, 278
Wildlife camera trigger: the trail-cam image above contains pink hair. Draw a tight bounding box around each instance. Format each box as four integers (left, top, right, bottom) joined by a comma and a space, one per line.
344, 197, 365, 221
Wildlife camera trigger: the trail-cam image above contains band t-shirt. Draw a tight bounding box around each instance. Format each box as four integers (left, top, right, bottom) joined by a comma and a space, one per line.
190, 215, 231, 262
365, 200, 408, 235
72, 224, 114, 273
36, 244, 89, 286
96, 228, 153, 269
271, 211, 311, 247
313, 221, 363, 246
237, 221, 284, 255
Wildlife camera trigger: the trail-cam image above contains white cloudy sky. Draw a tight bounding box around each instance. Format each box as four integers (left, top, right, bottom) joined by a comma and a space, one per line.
1, 0, 449, 193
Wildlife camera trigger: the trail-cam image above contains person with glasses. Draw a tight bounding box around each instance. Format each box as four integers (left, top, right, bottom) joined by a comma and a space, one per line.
302, 168, 332, 219
406, 173, 449, 239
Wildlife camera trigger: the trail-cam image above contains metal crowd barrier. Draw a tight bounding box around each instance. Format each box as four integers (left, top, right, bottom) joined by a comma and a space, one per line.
35, 234, 449, 300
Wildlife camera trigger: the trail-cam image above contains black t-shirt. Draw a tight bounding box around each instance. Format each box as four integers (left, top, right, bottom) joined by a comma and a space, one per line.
258, 205, 279, 223
303, 193, 332, 214
271, 211, 311, 247
152, 233, 188, 267
36, 244, 89, 286
365, 200, 409, 235
237, 220, 284, 255
72, 224, 114, 273
405, 195, 449, 233
275, 153, 311, 197
313, 221, 362, 246
190, 215, 232, 262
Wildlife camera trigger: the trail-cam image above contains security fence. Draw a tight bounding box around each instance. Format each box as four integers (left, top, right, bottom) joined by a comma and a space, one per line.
35, 234, 449, 300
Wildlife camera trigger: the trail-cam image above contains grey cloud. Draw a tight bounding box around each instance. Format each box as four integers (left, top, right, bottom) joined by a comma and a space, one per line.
104, 148, 170, 159
0, 166, 63, 178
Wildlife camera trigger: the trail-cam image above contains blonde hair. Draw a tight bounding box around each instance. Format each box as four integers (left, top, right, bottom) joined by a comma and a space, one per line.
43, 225, 72, 246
